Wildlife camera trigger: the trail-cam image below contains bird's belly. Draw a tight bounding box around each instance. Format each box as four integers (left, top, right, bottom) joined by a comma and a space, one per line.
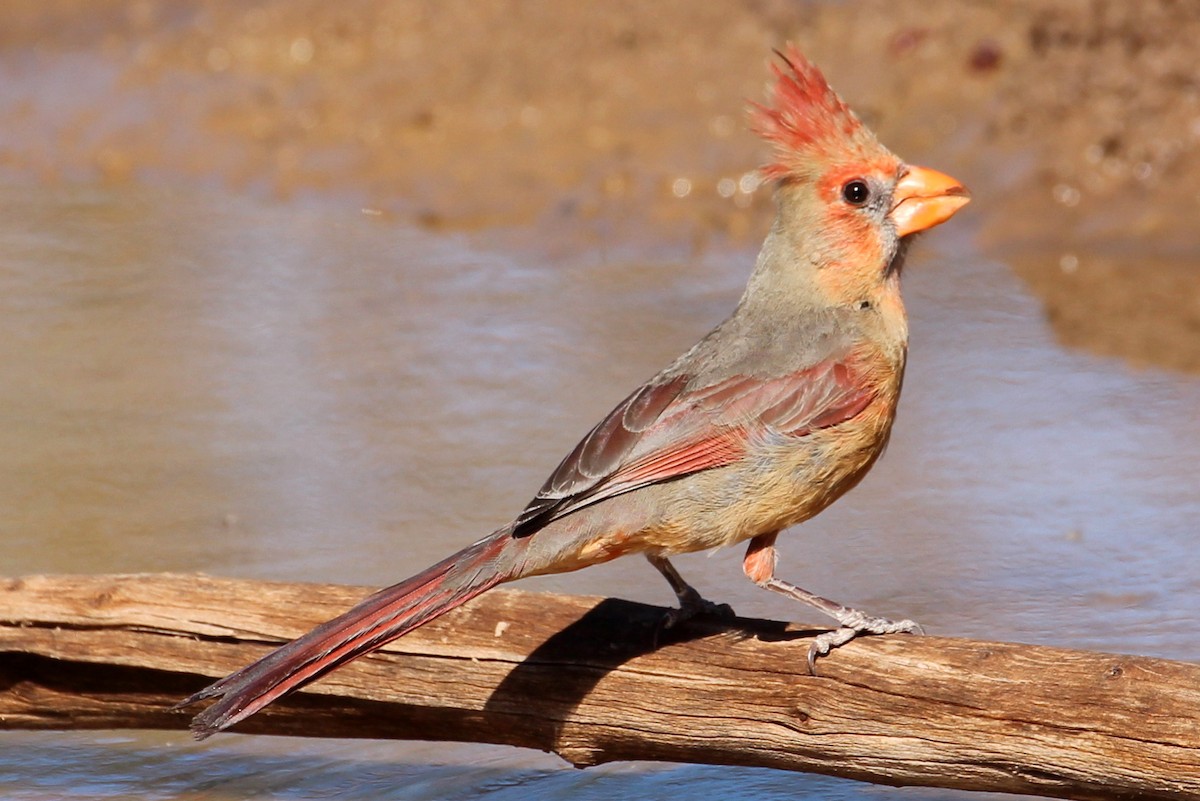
519, 414, 894, 574
647, 424, 888, 555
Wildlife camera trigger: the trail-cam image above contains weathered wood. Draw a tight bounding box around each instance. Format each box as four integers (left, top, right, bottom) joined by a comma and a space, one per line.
1, 573, 1197, 799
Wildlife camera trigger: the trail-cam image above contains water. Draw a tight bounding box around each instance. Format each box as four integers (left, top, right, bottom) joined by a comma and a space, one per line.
1, 183, 1197, 799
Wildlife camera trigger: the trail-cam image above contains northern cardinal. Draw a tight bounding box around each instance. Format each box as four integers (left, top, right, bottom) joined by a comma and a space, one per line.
181, 46, 969, 738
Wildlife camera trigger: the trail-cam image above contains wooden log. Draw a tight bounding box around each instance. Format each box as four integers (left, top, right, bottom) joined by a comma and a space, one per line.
0, 573, 1196, 799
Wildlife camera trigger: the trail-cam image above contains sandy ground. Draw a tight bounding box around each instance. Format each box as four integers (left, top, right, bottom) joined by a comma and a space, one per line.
2, 0, 1198, 371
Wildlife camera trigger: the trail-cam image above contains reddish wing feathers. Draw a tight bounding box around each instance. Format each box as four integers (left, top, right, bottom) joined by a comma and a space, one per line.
612, 430, 743, 491
513, 377, 690, 536
513, 359, 875, 537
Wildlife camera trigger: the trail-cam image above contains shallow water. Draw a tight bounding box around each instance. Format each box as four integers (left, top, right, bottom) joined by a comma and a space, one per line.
1, 183, 1198, 799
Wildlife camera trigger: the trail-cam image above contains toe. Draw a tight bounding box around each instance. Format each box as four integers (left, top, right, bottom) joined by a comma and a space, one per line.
806, 627, 857, 674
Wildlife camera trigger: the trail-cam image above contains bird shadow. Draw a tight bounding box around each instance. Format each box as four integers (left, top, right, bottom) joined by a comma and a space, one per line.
482, 597, 817, 750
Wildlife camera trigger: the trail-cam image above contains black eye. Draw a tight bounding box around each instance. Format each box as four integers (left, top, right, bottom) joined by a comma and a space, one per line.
841, 179, 871, 206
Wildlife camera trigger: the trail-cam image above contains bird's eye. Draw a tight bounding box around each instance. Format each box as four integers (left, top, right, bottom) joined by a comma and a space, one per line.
841, 179, 871, 206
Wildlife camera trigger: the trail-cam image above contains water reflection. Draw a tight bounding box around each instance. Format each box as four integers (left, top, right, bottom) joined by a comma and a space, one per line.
1, 185, 1197, 799
0, 732, 945, 801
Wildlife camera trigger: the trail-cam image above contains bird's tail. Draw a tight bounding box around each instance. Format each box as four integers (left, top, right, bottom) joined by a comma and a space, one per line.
178, 528, 517, 739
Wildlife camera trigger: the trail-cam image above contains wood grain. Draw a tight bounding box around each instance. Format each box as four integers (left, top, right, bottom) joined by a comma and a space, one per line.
1, 573, 1197, 799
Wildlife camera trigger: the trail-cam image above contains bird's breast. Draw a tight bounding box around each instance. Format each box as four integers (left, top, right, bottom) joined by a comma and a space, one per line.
651, 386, 900, 554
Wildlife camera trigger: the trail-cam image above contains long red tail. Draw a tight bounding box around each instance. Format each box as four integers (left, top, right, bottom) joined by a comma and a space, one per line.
180, 529, 516, 739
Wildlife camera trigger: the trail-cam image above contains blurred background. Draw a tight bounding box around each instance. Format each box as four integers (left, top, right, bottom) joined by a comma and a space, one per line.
2, 2, 1198, 799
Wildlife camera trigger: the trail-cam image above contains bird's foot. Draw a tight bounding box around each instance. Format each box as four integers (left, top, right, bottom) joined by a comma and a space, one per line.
655, 586, 735, 645
662, 595, 736, 629
806, 610, 923, 674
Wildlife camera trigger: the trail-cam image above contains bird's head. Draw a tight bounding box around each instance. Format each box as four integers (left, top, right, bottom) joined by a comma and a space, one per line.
749, 46, 969, 306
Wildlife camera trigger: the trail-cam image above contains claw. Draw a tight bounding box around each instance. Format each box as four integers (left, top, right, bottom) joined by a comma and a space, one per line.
806, 627, 857, 674
805, 611, 924, 675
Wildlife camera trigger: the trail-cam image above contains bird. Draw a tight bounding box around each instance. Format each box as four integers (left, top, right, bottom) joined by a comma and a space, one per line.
179, 45, 970, 739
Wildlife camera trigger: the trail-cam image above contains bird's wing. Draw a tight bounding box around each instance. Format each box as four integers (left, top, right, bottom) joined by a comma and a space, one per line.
512, 357, 875, 537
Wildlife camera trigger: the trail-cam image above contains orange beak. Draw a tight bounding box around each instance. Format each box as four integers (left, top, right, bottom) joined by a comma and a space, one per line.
889, 165, 971, 238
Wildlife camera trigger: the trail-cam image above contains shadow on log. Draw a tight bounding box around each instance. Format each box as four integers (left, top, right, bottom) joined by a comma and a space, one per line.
1, 573, 1198, 800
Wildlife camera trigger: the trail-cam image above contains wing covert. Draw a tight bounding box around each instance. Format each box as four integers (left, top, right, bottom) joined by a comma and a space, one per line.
511, 358, 875, 538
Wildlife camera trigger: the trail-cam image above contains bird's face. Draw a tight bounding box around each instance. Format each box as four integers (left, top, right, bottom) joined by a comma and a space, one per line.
750, 48, 970, 308
811, 158, 970, 287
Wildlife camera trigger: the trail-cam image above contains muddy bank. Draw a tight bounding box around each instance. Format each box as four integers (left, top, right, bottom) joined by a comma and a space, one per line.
1, 0, 1197, 370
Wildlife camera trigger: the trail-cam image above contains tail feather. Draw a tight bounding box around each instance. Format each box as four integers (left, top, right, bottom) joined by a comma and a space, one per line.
179, 530, 514, 738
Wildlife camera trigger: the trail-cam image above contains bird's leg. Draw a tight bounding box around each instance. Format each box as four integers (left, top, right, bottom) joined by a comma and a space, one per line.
647, 553, 735, 631
743, 532, 923, 673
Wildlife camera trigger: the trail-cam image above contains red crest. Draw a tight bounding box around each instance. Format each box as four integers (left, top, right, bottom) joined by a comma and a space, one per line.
749, 46, 884, 181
